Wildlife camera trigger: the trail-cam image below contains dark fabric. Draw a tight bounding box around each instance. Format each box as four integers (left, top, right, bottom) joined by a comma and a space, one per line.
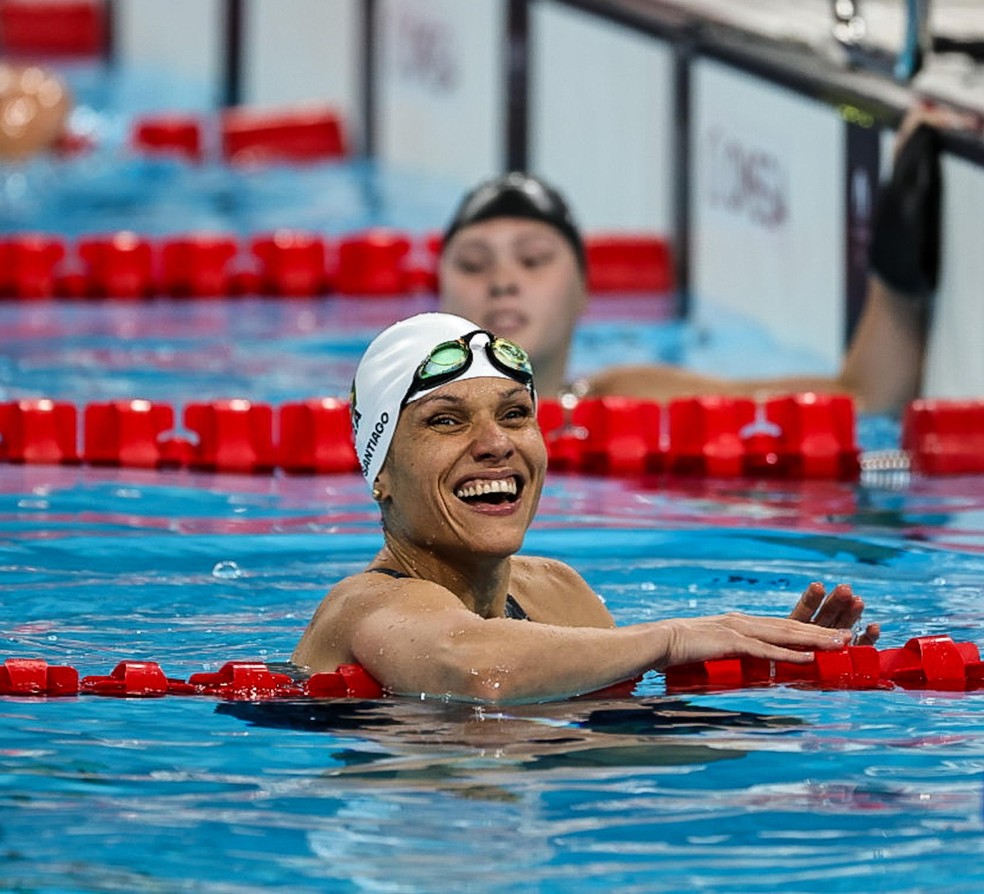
366, 567, 529, 620
868, 123, 941, 299
503, 594, 529, 620
441, 172, 585, 271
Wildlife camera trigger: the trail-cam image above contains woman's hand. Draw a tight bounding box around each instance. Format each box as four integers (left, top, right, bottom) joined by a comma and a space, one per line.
658, 612, 852, 668
788, 581, 879, 646
893, 99, 979, 162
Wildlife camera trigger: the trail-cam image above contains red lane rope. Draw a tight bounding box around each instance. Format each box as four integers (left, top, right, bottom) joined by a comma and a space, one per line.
4, 394, 982, 477
0, 394, 863, 479
3, 635, 982, 699
0, 230, 674, 299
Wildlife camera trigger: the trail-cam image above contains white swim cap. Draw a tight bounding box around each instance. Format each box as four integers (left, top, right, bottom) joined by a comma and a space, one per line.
351, 312, 535, 487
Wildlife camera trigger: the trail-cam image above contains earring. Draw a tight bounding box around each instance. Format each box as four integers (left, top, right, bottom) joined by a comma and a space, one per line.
371, 486, 383, 501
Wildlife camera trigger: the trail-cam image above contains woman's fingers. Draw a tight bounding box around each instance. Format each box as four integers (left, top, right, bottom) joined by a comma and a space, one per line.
663, 613, 851, 667
789, 582, 861, 627
813, 586, 864, 629
853, 622, 881, 647
787, 581, 826, 622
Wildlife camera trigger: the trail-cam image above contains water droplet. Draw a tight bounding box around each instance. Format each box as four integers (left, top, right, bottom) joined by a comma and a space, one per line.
17, 498, 48, 510
211, 561, 241, 580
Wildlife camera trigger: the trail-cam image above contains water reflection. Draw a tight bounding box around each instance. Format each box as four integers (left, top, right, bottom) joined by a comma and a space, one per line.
218, 695, 801, 783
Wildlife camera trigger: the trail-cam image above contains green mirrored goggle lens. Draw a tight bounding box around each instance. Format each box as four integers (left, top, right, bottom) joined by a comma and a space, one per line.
418, 342, 470, 380
490, 338, 532, 376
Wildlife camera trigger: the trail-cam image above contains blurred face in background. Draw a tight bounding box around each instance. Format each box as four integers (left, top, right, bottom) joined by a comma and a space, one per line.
438, 217, 586, 393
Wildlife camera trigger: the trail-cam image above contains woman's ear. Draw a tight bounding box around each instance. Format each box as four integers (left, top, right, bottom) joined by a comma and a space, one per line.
371, 471, 389, 502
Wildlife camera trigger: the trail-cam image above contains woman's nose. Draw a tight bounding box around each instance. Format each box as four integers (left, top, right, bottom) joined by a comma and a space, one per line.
471, 417, 515, 460
488, 264, 519, 298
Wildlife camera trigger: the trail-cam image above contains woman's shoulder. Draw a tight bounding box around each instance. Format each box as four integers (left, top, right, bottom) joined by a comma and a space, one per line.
510, 556, 614, 627
330, 567, 449, 604
510, 554, 582, 583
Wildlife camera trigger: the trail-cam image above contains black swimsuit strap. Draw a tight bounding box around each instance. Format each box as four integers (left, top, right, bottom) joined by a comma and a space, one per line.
366, 567, 529, 621
367, 567, 411, 579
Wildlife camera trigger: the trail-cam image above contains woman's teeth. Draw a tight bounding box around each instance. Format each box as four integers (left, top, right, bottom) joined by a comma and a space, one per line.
455, 478, 518, 501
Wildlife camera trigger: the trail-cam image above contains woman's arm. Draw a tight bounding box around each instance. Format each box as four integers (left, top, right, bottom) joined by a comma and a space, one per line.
334, 576, 851, 704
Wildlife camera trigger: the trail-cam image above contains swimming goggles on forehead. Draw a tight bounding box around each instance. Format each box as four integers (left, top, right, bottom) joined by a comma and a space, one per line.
401, 329, 534, 407
459, 173, 559, 219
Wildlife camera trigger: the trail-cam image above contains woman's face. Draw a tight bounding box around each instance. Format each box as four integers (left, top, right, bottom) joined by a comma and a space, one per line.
437, 218, 586, 374
376, 376, 546, 561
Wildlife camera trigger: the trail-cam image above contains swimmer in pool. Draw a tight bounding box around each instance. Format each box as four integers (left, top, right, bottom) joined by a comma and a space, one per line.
0, 62, 72, 161
292, 312, 874, 702
436, 102, 976, 416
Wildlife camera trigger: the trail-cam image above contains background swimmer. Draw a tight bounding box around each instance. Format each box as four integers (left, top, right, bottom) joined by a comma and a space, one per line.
437, 102, 976, 416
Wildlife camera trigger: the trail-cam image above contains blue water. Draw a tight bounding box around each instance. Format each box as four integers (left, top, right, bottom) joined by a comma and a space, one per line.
2, 158, 984, 892
4, 460, 984, 892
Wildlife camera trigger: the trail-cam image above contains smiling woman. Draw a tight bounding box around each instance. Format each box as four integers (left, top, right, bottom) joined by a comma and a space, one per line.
291, 312, 875, 703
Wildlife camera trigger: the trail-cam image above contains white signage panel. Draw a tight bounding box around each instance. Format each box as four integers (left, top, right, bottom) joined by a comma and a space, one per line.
530, 1, 674, 234
376, 0, 505, 183
691, 58, 845, 369
923, 154, 984, 399
115, 0, 224, 110
241, 0, 360, 141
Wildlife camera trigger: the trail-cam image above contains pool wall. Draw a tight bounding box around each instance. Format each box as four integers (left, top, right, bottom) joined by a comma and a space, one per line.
7, 0, 984, 396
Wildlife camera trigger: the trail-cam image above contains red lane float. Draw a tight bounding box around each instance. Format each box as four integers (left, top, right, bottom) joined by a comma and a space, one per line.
0, 658, 79, 696
336, 230, 413, 296
278, 398, 359, 474
665, 635, 984, 694
585, 235, 674, 294
221, 104, 348, 166
184, 400, 276, 473
131, 114, 205, 162
0, 0, 106, 56
903, 399, 984, 475
83, 400, 177, 468
0, 399, 79, 464
0, 235, 66, 299
251, 231, 329, 296
4, 636, 983, 700
78, 233, 156, 299
160, 234, 239, 297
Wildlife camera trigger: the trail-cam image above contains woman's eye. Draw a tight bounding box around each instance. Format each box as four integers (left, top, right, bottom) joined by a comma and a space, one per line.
428, 414, 461, 427
520, 251, 554, 269
452, 254, 489, 275
502, 405, 533, 423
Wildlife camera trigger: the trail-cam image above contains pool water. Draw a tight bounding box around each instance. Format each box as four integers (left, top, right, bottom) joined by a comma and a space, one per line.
3, 162, 984, 892
4, 456, 984, 892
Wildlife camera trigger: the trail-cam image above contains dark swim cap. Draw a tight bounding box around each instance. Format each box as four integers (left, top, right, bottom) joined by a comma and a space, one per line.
442, 172, 585, 270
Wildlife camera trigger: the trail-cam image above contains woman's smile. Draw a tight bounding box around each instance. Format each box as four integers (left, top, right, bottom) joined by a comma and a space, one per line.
453, 473, 523, 514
